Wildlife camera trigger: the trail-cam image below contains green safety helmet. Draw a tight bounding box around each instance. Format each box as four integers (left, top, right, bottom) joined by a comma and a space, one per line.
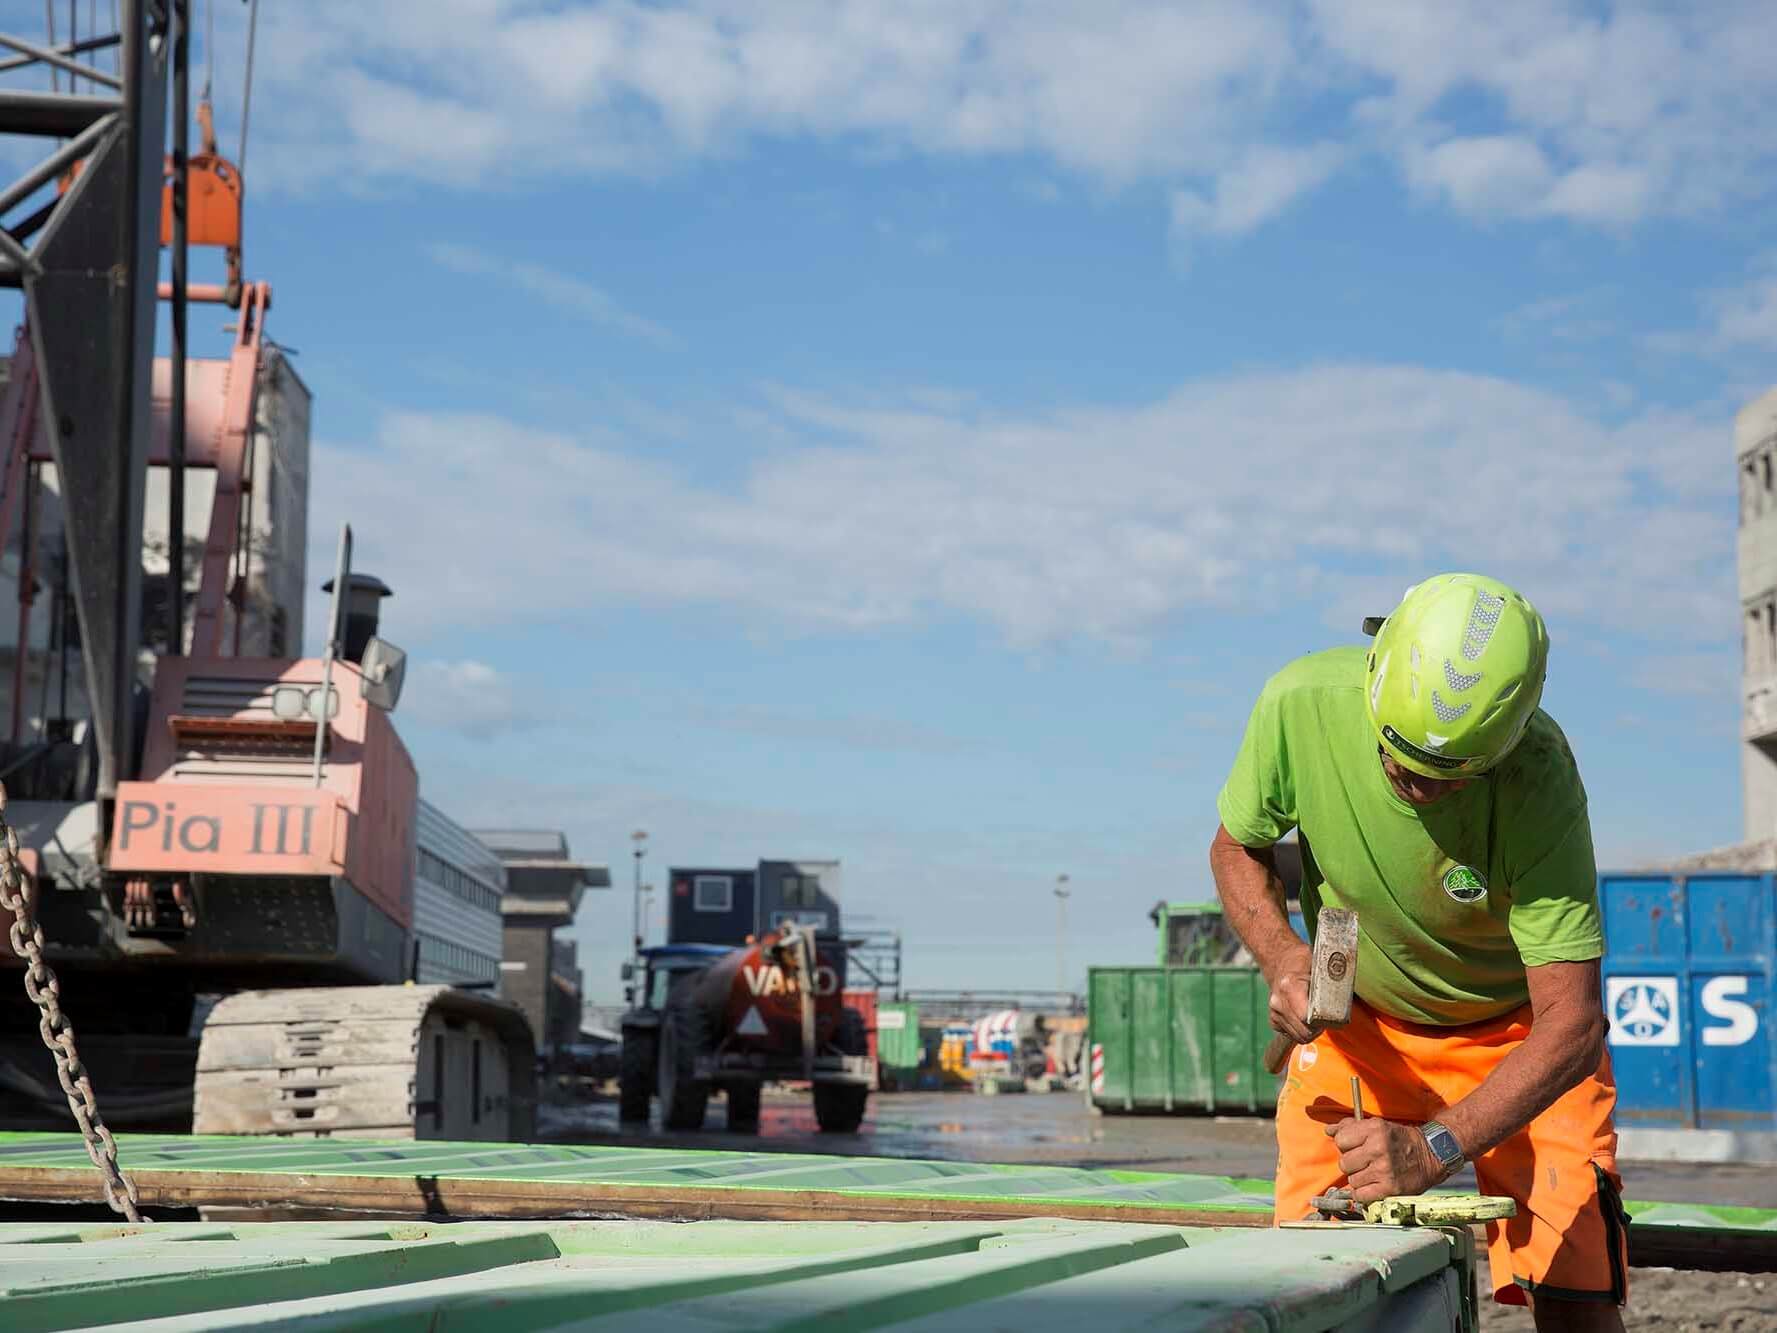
1363, 573, 1549, 780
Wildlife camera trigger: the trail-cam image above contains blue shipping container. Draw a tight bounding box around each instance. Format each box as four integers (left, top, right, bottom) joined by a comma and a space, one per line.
1599, 872, 1774, 1130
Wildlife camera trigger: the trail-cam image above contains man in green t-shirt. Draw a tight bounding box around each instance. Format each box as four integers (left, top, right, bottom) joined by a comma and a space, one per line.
1211, 573, 1625, 1332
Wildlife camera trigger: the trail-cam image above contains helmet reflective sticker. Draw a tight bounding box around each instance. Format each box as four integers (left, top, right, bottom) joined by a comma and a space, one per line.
1443, 659, 1481, 693
1460, 591, 1505, 661
1431, 690, 1471, 723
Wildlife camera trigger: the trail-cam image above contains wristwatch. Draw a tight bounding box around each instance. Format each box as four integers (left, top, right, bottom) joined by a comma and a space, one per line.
1420, 1120, 1465, 1176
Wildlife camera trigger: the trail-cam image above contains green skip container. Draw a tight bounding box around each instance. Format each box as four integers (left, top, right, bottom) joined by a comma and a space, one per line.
1088, 965, 1279, 1115
875, 1001, 922, 1088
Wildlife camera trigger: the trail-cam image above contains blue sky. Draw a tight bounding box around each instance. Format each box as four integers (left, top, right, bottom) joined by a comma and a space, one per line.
7, 1, 1773, 1001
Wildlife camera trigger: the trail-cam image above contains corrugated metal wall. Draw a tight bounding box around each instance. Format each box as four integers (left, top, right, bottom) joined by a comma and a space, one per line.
1602, 871, 1776, 1131
413, 799, 505, 987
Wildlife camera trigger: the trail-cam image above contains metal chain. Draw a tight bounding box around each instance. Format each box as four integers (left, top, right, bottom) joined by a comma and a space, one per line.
0, 785, 144, 1222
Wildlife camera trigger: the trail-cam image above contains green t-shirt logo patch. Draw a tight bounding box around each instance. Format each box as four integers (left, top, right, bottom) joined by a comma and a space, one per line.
1443, 865, 1487, 904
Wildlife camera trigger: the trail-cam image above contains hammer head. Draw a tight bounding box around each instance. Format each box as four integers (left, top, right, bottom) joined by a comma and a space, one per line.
1305, 907, 1359, 1028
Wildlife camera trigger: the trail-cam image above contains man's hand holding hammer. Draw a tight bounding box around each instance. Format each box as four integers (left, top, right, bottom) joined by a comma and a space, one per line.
1268, 945, 1318, 1049
1260, 905, 1357, 1073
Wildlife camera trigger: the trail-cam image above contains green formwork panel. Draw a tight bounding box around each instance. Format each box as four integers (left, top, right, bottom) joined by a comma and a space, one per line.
0, 1133, 1276, 1219
0, 1217, 1477, 1332
1089, 966, 1276, 1114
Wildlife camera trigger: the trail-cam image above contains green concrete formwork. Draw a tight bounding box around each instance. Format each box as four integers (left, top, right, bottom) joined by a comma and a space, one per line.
0, 1133, 1279, 1221
0, 1217, 1479, 1332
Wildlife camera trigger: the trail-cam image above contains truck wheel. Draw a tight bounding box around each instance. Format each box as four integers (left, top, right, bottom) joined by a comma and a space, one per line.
658, 1004, 709, 1131
813, 1082, 868, 1133
725, 1082, 762, 1131
619, 1030, 655, 1122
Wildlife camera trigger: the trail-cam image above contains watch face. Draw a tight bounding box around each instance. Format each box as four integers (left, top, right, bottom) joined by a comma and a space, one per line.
1424, 1124, 1462, 1167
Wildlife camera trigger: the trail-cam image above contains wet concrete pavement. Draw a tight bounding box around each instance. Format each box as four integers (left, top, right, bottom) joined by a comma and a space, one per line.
540, 1088, 1777, 1209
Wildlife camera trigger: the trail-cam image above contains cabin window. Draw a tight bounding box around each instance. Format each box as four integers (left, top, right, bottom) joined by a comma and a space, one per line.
694, 875, 733, 912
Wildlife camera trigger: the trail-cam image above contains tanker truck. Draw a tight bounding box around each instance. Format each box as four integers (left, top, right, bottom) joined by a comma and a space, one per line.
618, 924, 875, 1133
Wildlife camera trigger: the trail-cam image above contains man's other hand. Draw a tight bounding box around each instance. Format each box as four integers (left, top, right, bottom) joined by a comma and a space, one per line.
1325, 1117, 1446, 1203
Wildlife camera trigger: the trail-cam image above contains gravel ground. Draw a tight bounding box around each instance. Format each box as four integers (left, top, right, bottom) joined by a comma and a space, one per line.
1476, 1270, 1776, 1330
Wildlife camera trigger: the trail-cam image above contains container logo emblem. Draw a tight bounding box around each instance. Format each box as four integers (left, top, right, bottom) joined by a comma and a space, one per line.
1606, 976, 1679, 1046
1442, 865, 1487, 904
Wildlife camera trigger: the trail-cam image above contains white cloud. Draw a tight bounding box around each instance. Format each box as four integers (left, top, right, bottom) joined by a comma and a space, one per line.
426, 243, 675, 347
1402, 135, 1553, 217
310, 363, 1734, 654
1541, 163, 1654, 224
1310, 0, 1777, 222
1170, 143, 1343, 258
1710, 265, 1777, 349
182, 2, 1777, 234
399, 659, 539, 740
1494, 291, 1618, 344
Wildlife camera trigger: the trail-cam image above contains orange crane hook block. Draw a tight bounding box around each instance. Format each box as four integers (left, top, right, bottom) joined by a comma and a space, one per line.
159, 101, 244, 296
159, 151, 242, 250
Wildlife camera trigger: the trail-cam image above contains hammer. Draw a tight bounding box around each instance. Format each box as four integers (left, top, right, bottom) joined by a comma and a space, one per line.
1262, 906, 1359, 1075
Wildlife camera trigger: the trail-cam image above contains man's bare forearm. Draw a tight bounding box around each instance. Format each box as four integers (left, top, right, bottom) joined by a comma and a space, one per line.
1437, 989, 1605, 1162
1209, 824, 1306, 981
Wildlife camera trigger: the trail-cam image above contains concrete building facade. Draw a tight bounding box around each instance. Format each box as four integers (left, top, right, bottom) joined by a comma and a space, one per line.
470, 828, 611, 1061
1740, 387, 1777, 852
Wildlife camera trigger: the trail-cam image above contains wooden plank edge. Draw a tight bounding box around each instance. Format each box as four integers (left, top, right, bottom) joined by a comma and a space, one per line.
0, 1166, 1275, 1230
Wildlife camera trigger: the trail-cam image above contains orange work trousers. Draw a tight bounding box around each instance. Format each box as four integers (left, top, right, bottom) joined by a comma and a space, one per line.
1273, 998, 1629, 1308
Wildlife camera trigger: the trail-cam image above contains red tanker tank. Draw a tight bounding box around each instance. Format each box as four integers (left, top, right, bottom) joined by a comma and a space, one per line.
619, 924, 875, 1133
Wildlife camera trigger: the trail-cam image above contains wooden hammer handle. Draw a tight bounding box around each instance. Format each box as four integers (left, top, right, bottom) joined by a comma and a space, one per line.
1263, 1031, 1297, 1075
1264, 1024, 1326, 1075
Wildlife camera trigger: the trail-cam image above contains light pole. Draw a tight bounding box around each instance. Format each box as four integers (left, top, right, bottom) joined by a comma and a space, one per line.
1054, 874, 1071, 1000
639, 883, 655, 948
630, 830, 648, 968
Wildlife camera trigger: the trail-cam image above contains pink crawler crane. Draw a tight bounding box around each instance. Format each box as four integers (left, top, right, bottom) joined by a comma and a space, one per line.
0, 57, 534, 1139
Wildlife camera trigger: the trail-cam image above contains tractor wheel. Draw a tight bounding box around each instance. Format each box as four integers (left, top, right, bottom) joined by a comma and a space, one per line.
834, 1006, 869, 1057
814, 1005, 871, 1132
725, 1082, 762, 1131
657, 1003, 709, 1131
618, 1029, 655, 1122
813, 1082, 869, 1133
